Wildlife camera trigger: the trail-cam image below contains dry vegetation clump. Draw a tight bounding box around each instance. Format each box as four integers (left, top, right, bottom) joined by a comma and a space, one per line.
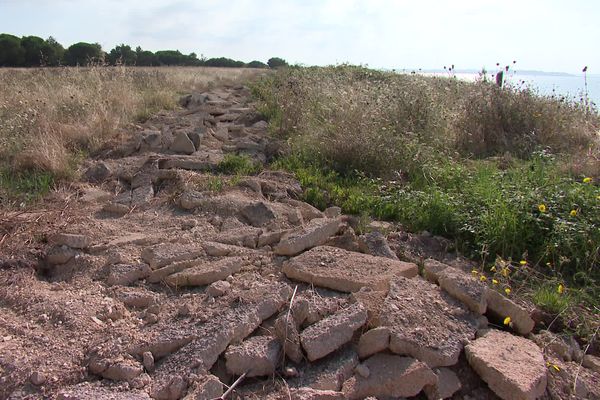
0, 66, 263, 179
254, 66, 599, 179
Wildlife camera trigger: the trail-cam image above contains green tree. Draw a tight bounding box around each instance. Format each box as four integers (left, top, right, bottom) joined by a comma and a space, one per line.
246, 60, 268, 68
267, 57, 288, 69
135, 47, 158, 66
155, 50, 185, 65
107, 44, 136, 65
21, 35, 45, 66
0, 33, 25, 66
64, 42, 102, 66
41, 36, 65, 66
204, 57, 245, 68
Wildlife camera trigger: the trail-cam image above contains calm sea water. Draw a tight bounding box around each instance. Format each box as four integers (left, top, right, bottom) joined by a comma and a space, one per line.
427, 72, 600, 107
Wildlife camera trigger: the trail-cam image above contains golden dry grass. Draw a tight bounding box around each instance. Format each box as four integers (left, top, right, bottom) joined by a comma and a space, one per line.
0, 66, 265, 177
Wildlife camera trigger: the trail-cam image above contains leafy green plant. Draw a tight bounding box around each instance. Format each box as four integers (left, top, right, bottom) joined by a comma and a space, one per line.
217, 154, 262, 176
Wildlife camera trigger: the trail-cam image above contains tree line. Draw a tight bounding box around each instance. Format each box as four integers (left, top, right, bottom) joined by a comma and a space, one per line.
0, 33, 288, 68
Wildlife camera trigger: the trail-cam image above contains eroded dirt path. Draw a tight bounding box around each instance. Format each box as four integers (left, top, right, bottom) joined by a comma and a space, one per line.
0, 85, 598, 400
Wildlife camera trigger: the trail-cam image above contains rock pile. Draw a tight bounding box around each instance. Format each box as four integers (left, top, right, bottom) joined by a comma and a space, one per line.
2, 84, 597, 400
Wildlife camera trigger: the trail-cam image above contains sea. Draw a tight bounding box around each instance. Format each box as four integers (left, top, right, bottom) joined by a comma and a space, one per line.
421, 71, 600, 107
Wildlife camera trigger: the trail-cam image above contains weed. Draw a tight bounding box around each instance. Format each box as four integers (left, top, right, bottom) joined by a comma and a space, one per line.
217, 154, 262, 176
0, 169, 55, 205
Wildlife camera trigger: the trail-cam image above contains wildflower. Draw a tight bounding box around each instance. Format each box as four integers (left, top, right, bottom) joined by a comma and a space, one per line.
538, 204, 547, 213
501, 268, 510, 277
503, 316, 511, 325
569, 209, 577, 217
490, 266, 497, 272
546, 362, 561, 372
519, 260, 527, 266
492, 279, 499, 285
558, 284, 564, 294
480, 275, 487, 282
504, 287, 511, 295
471, 269, 479, 276
583, 177, 592, 183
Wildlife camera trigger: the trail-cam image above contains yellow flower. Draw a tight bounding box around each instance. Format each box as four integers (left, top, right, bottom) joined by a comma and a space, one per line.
501, 268, 510, 277
538, 204, 547, 213
490, 266, 497, 272
569, 209, 577, 217
479, 275, 487, 282
583, 177, 592, 183
504, 287, 512, 295
558, 284, 564, 294
519, 260, 527, 266
551, 364, 560, 372
471, 269, 479, 276
503, 316, 512, 325
492, 279, 499, 285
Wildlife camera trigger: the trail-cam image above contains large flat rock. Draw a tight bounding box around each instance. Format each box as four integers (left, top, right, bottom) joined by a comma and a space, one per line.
225, 335, 281, 377
466, 329, 547, 400
141, 243, 204, 269
342, 354, 437, 399
275, 219, 342, 256
300, 303, 367, 361
164, 257, 245, 287
378, 277, 479, 367
283, 246, 418, 292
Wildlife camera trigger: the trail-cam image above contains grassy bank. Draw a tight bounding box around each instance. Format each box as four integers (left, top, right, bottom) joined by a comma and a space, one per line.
0, 66, 264, 204
253, 66, 600, 329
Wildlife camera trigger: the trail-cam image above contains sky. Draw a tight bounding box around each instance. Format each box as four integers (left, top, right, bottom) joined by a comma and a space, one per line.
0, 0, 598, 74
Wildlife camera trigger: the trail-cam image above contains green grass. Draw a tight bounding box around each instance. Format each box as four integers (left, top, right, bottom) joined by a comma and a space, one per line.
0, 169, 55, 205
217, 154, 262, 176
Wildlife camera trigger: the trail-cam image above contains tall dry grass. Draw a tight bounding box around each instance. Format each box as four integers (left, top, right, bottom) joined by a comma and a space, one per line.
0, 66, 265, 178
253, 66, 599, 178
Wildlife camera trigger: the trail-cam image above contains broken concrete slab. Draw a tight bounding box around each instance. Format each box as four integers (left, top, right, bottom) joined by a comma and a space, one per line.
423, 258, 450, 283
437, 266, 488, 314
225, 335, 281, 377
57, 382, 151, 400
51, 233, 91, 249
164, 257, 245, 287
214, 226, 262, 248
106, 263, 152, 286
300, 303, 367, 361
358, 231, 398, 260
170, 131, 196, 154
274, 312, 303, 363
131, 185, 154, 206
357, 327, 390, 359
379, 277, 479, 368
424, 367, 462, 400
288, 388, 345, 400
350, 287, 387, 328
275, 218, 342, 256
182, 374, 223, 400
160, 154, 223, 172
465, 329, 547, 400
486, 289, 535, 335
141, 243, 205, 269
290, 347, 358, 392
283, 246, 418, 293
241, 201, 276, 227
342, 354, 437, 399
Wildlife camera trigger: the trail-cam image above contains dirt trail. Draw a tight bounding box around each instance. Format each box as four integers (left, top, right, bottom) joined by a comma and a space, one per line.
0, 84, 598, 400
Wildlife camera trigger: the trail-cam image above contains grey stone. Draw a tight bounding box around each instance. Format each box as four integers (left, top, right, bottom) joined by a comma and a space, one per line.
170, 131, 196, 154
465, 329, 547, 400
225, 336, 281, 377
300, 303, 367, 361
342, 354, 437, 399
